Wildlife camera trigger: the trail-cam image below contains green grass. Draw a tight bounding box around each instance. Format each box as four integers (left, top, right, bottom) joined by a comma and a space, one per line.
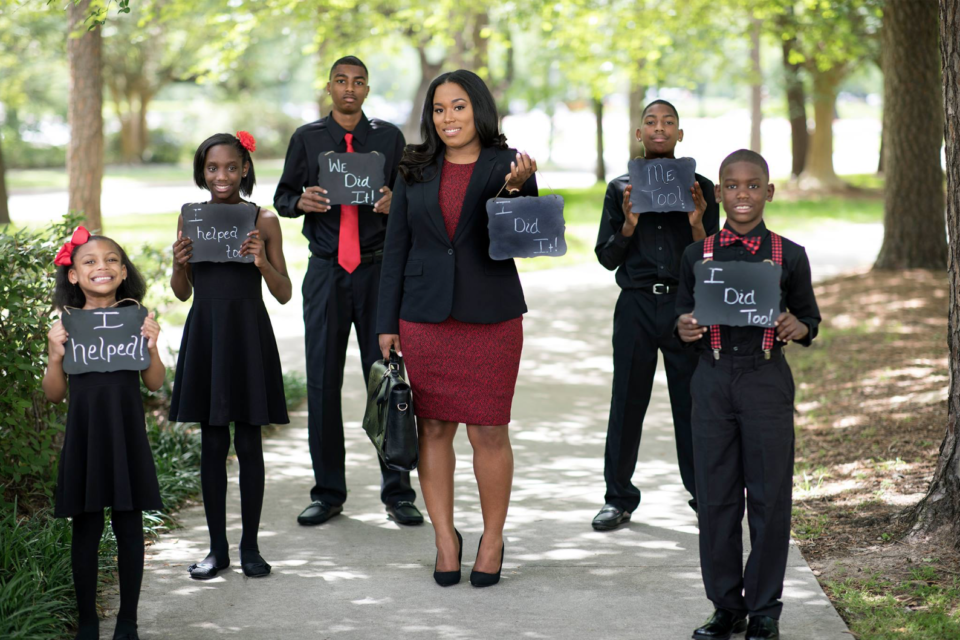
827, 567, 960, 639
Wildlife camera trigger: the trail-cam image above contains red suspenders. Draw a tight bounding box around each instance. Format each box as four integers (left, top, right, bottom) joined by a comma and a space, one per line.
702, 231, 782, 360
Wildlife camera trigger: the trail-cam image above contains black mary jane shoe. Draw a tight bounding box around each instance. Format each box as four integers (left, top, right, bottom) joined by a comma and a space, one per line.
591, 504, 631, 531
433, 529, 463, 587
745, 616, 779, 640
469, 535, 504, 588
386, 500, 425, 526
188, 558, 230, 580
692, 608, 748, 640
297, 500, 343, 526
112, 619, 139, 640
240, 552, 272, 578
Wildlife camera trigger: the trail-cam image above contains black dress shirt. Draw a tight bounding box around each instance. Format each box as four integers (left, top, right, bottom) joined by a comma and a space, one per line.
675, 220, 822, 356
596, 172, 720, 289
273, 112, 406, 257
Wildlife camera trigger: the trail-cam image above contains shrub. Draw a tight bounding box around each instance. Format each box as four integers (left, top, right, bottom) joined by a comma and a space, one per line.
0, 215, 82, 511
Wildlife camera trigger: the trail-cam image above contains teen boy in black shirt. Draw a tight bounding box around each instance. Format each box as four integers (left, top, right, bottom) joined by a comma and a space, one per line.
677, 149, 820, 640
593, 100, 720, 530
274, 56, 422, 527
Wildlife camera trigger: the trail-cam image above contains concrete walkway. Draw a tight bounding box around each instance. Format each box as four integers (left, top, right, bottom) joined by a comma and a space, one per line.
95, 243, 867, 639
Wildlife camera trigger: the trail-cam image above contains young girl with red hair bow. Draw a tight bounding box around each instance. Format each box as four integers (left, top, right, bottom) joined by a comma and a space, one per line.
43, 228, 164, 640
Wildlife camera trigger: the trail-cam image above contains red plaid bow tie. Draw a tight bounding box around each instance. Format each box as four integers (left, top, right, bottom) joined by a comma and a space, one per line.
719, 228, 762, 254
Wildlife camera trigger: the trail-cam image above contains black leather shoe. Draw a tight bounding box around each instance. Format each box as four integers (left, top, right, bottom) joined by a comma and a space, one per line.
433, 529, 463, 587
692, 608, 748, 640
386, 501, 424, 525
297, 501, 342, 526
469, 535, 504, 587
746, 616, 779, 640
188, 558, 230, 580
591, 504, 631, 531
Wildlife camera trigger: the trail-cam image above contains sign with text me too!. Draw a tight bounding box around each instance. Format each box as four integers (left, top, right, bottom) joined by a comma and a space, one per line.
628, 157, 697, 214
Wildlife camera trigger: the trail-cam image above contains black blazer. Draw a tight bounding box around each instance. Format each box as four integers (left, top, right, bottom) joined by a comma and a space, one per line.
376, 146, 538, 334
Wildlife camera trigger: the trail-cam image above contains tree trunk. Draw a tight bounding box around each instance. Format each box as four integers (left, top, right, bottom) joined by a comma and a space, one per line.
782, 27, 808, 177
404, 45, 444, 145
874, 0, 946, 270
67, 0, 103, 231
750, 18, 762, 153
629, 81, 646, 159
0, 137, 9, 225
910, 0, 959, 544
594, 97, 605, 184
799, 66, 844, 190
138, 93, 150, 158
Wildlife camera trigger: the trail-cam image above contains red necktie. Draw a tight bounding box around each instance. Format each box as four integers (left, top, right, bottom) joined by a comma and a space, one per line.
718, 228, 762, 254
338, 132, 361, 273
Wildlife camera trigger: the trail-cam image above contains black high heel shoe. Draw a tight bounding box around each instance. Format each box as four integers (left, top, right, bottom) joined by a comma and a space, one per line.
469, 535, 504, 587
433, 529, 463, 587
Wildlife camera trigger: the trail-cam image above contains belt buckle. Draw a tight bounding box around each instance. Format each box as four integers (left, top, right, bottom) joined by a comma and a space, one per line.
653, 283, 665, 295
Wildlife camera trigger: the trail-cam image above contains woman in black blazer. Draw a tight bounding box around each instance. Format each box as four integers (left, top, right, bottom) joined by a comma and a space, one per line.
377, 70, 536, 588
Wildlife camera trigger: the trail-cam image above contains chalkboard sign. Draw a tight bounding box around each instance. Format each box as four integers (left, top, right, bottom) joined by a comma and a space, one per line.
317, 151, 386, 206
183, 203, 257, 264
61, 305, 151, 375
628, 157, 697, 214
693, 260, 783, 328
486, 195, 567, 260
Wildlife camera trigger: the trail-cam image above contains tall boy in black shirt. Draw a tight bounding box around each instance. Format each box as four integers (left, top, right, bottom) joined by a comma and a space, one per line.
274, 56, 421, 527
593, 100, 720, 530
677, 150, 820, 640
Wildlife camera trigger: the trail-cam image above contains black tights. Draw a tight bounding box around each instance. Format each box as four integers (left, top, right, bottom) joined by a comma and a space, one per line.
71, 510, 143, 640
200, 423, 265, 565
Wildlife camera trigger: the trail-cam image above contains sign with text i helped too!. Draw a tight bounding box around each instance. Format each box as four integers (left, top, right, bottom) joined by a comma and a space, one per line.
183, 203, 257, 263
692, 260, 783, 328
317, 151, 386, 206
627, 157, 697, 214
486, 195, 567, 260
61, 305, 151, 375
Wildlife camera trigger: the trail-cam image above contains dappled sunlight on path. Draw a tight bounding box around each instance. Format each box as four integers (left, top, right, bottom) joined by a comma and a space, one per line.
108, 262, 854, 639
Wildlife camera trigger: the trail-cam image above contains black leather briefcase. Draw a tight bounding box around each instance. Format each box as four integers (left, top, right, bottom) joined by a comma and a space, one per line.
362, 349, 419, 471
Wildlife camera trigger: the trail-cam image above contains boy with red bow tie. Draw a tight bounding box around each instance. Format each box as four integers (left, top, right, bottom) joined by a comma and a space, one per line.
676, 149, 821, 640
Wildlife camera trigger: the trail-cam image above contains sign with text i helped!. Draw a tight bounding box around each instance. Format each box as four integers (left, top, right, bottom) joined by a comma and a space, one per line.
183, 203, 257, 263
61, 305, 151, 375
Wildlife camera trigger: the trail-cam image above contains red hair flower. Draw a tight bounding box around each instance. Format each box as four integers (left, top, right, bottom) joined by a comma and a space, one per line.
236, 131, 256, 153
54, 225, 91, 266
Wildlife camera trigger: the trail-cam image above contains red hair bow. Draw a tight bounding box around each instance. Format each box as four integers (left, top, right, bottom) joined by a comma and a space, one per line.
54, 225, 91, 266
236, 131, 256, 152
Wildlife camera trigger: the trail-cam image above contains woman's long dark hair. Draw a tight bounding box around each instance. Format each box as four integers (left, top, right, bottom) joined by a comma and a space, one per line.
398, 70, 508, 184
53, 236, 147, 311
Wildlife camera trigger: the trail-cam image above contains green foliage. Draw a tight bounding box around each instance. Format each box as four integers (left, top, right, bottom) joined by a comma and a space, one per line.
0, 215, 82, 510
282, 370, 307, 411
0, 505, 79, 640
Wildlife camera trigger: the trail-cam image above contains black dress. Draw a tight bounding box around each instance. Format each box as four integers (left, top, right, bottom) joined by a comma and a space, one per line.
55, 370, 163, 518
169, 205, 289, 427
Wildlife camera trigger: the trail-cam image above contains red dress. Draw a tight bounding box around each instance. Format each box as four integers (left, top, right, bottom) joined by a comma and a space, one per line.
399, 159, 523, 426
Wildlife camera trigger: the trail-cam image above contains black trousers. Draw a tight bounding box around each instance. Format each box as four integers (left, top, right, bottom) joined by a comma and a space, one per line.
302, 256, 414, 506
691, 352, 795, 620
603, 288, 697, 512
